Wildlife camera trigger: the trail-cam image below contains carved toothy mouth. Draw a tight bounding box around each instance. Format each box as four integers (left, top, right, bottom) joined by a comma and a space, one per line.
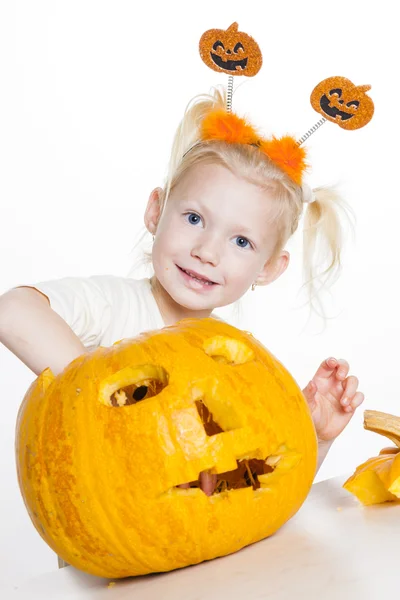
210, 53, 248, 72
177, 457, 275, 495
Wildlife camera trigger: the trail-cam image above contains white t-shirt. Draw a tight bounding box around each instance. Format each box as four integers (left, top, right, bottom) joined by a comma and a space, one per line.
26, 276, 166, 351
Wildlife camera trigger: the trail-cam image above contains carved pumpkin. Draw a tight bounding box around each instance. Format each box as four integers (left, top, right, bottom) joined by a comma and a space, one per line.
310, 76, 374, 130
16, 318, 317, 578
199, 22, 262, 77
344, 411, 400, 505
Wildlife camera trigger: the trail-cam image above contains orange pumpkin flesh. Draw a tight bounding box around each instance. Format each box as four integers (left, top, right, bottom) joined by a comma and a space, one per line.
16, 318, 317, 578
344, 410, 400, 505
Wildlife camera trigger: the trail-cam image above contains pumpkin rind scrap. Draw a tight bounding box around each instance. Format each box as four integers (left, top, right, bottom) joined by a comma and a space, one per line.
16, 318, 317, 578
343, 410, 400, 505
343, 454, 400, 505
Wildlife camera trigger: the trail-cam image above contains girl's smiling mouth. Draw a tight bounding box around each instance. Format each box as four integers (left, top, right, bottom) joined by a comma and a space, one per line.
176, 265, 219, 287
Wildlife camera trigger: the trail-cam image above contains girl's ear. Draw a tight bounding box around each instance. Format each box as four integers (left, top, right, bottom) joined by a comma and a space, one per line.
256, 251, 290, 286
144, 187, 163, 234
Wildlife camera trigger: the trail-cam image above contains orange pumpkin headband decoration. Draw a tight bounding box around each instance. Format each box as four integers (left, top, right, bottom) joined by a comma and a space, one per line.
199, 22, 262, 78
200, 109, 307, 186
197, 23, 374, 190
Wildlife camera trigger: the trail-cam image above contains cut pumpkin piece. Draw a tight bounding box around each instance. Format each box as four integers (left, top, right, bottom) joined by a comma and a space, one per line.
343, 410, 400, 505
344, 455, 400, 505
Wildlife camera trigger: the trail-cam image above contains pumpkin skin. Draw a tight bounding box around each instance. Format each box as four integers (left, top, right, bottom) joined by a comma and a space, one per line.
16, 318, 317, 578
343, 451, 400, 505
310, 76, 374, 130
199, 22, 262, 77
343, 410, 400, 505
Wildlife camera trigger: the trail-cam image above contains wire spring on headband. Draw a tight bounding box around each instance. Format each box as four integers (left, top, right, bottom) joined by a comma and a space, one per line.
226, 76, 234, 113
297, 117, 327, 146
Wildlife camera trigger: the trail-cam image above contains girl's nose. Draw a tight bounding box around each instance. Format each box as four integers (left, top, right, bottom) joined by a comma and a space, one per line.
191, 237, 220, 266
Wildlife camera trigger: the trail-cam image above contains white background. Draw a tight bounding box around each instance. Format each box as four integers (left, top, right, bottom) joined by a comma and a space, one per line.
0, 0, 399, 584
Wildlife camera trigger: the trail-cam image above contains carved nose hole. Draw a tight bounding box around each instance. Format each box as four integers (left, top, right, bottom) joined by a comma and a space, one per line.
195, 400, 224, 436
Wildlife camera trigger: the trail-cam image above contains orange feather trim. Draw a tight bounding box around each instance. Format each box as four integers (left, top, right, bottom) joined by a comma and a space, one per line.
199, 109, 308, 185
200, 109, 259, 145
259, 136, 308, 185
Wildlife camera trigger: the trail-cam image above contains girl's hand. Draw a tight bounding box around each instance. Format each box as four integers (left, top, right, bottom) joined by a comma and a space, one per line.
302, 358, 364, 442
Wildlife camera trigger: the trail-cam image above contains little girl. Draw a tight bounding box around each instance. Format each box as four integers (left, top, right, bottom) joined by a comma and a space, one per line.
0, 87, 364, 493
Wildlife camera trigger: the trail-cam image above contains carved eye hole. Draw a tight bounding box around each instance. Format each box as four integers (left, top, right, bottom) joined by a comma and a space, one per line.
329, 88, 342, 98
99, 365, 169, 407
233, 42, 244, 53
203, 335, 254, 365
110, 380, 164, 407
346, 100, 360, 110
212, 40, 224, 52
132, 386, 148, 401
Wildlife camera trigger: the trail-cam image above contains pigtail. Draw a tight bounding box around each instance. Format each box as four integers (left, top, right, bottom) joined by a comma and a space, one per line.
302, 187, 355, 316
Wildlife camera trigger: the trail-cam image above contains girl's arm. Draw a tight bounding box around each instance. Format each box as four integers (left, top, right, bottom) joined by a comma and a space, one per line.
0, 287, 87, 376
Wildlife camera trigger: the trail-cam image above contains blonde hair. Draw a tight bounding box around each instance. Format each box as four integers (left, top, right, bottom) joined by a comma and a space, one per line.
132, 86, 353, 318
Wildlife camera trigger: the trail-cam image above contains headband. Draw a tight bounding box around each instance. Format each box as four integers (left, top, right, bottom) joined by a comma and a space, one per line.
197, 22, 374, 200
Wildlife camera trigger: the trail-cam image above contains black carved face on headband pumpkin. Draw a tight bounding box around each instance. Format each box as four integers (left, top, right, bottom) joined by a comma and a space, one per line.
310, 76, 374, 130
199, 22, 262, 77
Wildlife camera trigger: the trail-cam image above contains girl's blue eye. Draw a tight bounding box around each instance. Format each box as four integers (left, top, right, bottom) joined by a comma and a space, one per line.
186, 213, 201, 225
235, 236, 250, 249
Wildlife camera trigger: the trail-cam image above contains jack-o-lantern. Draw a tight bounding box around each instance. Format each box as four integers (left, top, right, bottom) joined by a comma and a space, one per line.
199, 22, 262, 77
310, 76, 374, 130
344, 410, 400, 504
16, 318, 317, 578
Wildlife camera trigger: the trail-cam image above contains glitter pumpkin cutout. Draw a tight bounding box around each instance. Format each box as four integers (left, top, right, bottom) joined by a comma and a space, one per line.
199, 22, 262, 77
310, 76, 374, 131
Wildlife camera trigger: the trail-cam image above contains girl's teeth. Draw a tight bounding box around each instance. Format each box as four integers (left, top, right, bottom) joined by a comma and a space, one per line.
185, 270, 213, 285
